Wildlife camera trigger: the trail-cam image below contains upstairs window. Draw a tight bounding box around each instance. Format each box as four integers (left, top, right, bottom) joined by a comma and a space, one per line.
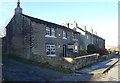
63, 31, 67, 39
46, 27, 50, 36
73, 32, 78, 40
86, 35, 89, 39
45, 27, 56, 38
51, 28, 55, 37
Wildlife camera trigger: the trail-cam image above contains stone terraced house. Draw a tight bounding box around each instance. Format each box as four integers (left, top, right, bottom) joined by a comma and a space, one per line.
63, 23, 105, 50
2, 1, 105, 59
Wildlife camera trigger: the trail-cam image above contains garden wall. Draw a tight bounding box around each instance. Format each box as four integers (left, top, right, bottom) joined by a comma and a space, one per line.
31, 53, 117, 71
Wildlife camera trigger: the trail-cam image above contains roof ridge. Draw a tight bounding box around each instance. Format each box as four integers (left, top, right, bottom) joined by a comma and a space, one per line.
21, 14, 80, 33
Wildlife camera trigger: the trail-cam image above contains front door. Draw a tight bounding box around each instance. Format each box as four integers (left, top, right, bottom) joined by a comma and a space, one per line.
63, 45, 67, 57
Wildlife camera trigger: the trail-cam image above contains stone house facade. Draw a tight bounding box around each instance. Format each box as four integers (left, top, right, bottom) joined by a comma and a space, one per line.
84, 31, 105, 50
2, 2, 81, 59
2, 1, 105, 59
63, 23, 105, 50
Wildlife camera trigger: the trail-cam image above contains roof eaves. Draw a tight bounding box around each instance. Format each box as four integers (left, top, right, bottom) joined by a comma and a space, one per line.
22, 14, 80, 34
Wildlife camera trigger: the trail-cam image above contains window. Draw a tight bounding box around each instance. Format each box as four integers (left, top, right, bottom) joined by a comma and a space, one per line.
74, 45, 78, 53
97, 39, 98, 42
73, 33, 75, 39
63, 31, 67, 39
46, 27, 50, 36
80, 45, 83, 50
87, 35, 89, 39
46, 44, 56, 56
73, 32, 78, 41
51, 28, 55, 37
45, 27, 56, 38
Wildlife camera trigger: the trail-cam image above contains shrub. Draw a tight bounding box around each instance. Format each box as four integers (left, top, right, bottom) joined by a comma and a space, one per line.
107, 49, 112, 54
96, 48, 108, 55
78, 50, 87, 55
87, 44, 96, 53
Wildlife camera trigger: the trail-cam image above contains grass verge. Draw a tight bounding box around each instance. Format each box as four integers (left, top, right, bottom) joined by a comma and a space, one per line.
3, 55, 73, 73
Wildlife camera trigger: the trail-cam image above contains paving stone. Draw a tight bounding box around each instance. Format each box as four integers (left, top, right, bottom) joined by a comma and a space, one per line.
75, 56, 119, 74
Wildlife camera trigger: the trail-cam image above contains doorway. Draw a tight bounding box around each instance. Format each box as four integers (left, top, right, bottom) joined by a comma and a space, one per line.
63, 45, 67, 57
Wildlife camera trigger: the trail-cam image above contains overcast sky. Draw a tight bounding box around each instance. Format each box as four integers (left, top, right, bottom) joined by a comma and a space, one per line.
0, 0, 119, 47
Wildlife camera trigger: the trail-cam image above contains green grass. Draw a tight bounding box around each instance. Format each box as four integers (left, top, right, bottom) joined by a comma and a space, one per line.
3, 55, 73, 73
3, 55, 34, 64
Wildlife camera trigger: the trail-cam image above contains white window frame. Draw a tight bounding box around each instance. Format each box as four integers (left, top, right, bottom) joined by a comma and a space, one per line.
45, 27, 56, 38
46, 44, 56, 56
86, 34, 89, 39
45, 27, 50, 36
73, 32, 78, 41
51, 28, 55, 37
80, 45, 83, 50
74, 45, 78, 53
63, 31, 67, 39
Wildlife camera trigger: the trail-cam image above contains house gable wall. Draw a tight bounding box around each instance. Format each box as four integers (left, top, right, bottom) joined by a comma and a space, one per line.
3, 14, 32, 59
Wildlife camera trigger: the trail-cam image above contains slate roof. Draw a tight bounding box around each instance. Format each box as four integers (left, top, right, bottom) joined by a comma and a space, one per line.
68, 41, 77, 45
77, 27, 104, 40
22, 14, 80, 34
76, 27, 85, 32
21, 14, 104, 40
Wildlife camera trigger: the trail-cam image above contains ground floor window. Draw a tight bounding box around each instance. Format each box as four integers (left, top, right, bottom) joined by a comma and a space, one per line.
80, 45, 83, 50
74, 45, 78, 53
46, 44, 56, 56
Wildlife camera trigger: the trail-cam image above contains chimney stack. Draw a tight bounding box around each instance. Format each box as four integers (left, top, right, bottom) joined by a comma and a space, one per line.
15, 0, 22, 14
82, 26, 87, 31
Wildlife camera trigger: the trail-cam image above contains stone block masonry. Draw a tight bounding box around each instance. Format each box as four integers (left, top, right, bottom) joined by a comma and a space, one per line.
31, 53, 117, 71
31, 54, 97, 71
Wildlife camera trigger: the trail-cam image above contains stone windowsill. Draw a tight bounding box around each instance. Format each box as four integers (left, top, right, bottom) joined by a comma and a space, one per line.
46, 55, 56, 56
63, 37, 67, 39
45, 35, 56, 38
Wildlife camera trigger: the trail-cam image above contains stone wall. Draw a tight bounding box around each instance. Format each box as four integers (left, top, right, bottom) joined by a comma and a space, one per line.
31, 53, 117, 71
31, 54, 98, 71
3, 14, 32, 59
98, 53, 116, 62
31, 21, 81, 57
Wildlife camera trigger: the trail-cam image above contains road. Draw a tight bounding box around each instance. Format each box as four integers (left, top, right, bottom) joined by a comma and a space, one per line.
2, 55, 120, 82
95, 60, 120, 81
57, 56, 120, 81
84, 56, 120, 81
